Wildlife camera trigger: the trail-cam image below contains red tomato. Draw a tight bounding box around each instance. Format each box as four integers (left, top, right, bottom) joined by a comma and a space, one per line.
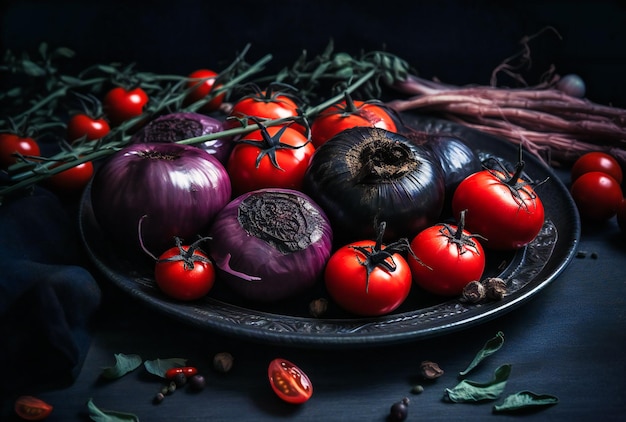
155, 241, 215, 301
185, 69, 225, 111
165, 366, 198, 379
46, 160, 94, 193
14, 395, 53, 420
227, 124, 315, 196
409, 213, 486, 296
103, 86, 149, 125
268, 358, 313, 404
310, 97, 397, 147
571, 151, 623, 184
227, 86, 302, 131
67, 113, 110, 142
0, 133, 40, 169
570, 171, 623, 221
324, 238, 412, 316
451, 166, 545, 250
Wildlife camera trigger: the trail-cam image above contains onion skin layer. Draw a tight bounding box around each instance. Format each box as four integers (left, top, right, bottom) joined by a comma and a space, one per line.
131, 112, 233, 164
303, 127, 445, 243
208, 188, 333, 303
91, 142, 231, 258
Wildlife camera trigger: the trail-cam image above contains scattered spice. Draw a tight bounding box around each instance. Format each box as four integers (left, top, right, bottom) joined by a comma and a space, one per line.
213, 352, 234, 373
309, 297, 329, 317
483, 277, 507, 300
410, 385, 424, 395
461, 280, 486, 303
420, 360, 444, 380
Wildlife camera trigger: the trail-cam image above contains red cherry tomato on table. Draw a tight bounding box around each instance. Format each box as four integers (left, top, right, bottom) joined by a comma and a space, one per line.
154, 238, 215, 301
227, 124, 315, 196
14, 395, 53, 420
45, 160, 94, 193
268, 358, 313, 404
185, 69, 225, 111
324, 225, 413, 316
451, 160, 545, 250
67, 113, 110, 142
310, 95, 397, 147
570, 171, 623, 221
0, 133, 40, 169
103, 86, 149, 126
571, 151, 623, 184
409, 211, 486, 296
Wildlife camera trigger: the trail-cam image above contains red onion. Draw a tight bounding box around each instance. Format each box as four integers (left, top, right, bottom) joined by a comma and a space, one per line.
208, 188, 333, 303
90, 142, 231, 258
131, 112, 233, 164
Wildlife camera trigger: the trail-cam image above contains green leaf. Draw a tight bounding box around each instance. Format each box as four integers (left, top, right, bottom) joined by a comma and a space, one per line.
21, 59, 46, 77
459, 331, 505, 376
86, 398, 139, 421
445, 364, 512, 403
493, 391, 559, 413
143, 357, 187, 378
101, 353, 143, 379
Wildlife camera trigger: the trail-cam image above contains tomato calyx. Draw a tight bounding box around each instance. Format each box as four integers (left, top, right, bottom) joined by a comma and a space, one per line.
439, 210, 487, 255
239, 81, 300, 104
235, 118, 310, 169
483, 146, 547, 212
156, 236, 213, 270
326, 91, 391, 123
350, 221, 427, 292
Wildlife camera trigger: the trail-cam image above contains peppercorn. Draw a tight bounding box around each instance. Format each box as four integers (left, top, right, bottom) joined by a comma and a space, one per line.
213, 352, 234, 373
410, 384, 424, 394
153, 392, 165, 404
483, 277, 507, 300
461, 280, 486, 303
419, 360, 444, 380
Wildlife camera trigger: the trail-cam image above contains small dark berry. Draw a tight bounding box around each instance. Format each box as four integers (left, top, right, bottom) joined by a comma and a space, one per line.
172, 372, 187, 387
188, 374, 207, 391
389, 397, 410, 421
153, 392, 165, 404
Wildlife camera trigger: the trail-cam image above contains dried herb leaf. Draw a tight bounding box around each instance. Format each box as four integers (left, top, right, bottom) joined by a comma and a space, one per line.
101, 353, 143, 380
86, 398, 139, 421
445, 364, 512, 403
459, 331, 505, 376
493, 391, 559, 413
143, 357, 187, 378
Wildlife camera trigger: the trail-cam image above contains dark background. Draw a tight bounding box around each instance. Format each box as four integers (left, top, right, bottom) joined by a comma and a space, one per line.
2, 0, 625, 106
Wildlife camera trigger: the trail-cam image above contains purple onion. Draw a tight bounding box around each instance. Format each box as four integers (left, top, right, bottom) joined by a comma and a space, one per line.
131, 112, 233, 164
91, 142, 231, 258
208, 188, 333, 303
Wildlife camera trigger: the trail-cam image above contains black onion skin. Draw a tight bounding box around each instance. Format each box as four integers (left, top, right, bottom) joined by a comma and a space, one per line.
303, 127, 445, 243
90, 142, 231, 259
131, 112, 233, 165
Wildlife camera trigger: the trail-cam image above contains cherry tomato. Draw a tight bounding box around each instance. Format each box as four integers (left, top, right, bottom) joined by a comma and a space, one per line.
67, 113, 110, 142
571, 151, 623, 184
324, 234, 413, 316
103, 86, 149, 125
310, 96, 397, 147
0, 133, 40, 169
409, 211, 486, 296
227, 124, 315, 196
268, 358, 313, 404
155, 239, 215, 301
451, 162, 545, 250
570, 171, 623, 221
14, 395, 53, 421
165, 366, 198, 379
45, 160, 94, 193
227, 85, 302, 132
185, 69, 225, 111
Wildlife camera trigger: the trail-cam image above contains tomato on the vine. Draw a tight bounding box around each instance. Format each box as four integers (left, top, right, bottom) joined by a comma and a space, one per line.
227, 84, 302, 131
14, 395, 53, 421
227, 123, 314, 196
310, 94, 397, 147
451, 153, 545, 250
154, 237, 215, 301
0, 133, 40, 169
67, 113, 110, 142
570, 171, 623, 221
268, 358, 313, 404
571, 151, 623, 184
103, 86, 149, 125
409, 210, 486, 296
324, 223, 413, 316
45, 160, 94, 193
185, 69, 225, 111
